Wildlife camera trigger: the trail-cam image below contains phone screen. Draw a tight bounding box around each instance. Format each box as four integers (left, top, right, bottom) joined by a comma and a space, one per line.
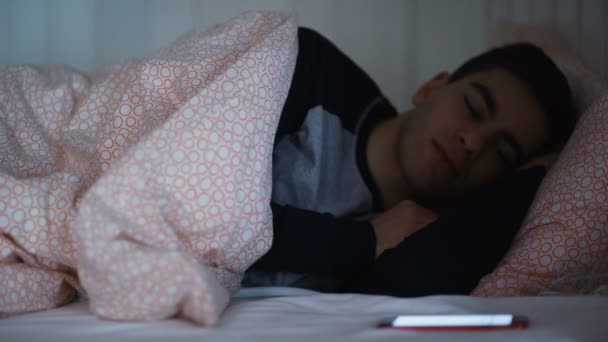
378, 314, 528, 330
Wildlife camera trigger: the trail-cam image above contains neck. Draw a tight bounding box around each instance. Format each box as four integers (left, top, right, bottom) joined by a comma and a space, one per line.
366, 113, 412, 210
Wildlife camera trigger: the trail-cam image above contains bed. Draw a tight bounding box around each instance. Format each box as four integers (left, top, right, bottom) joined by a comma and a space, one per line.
2, 288, 608, 342
1, 4, 608, 342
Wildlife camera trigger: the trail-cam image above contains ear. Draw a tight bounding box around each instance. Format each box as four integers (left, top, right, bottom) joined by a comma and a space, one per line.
412, 71, 450, 107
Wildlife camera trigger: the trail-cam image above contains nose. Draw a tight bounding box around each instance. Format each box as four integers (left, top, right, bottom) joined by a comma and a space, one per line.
456, 129, 484, 161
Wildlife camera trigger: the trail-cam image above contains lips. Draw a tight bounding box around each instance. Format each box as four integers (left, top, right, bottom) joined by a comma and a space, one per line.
432, 139, 457, 176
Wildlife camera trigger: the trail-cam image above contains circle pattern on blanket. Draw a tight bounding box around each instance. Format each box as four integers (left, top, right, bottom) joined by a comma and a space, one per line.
0, 11, 297, 325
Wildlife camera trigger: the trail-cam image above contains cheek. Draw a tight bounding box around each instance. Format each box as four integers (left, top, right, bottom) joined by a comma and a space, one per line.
428, 102, 463, 135
413, 108, 446, 138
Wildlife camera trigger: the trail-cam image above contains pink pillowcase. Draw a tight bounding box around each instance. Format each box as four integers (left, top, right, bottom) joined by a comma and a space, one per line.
473, 92, 608, 296
473, 19, 608, 297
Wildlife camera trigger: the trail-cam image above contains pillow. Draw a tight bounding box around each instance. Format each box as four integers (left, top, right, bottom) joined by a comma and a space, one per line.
474, 19, 608, 297
488, 19, 607, 116
473, 92, 608, 296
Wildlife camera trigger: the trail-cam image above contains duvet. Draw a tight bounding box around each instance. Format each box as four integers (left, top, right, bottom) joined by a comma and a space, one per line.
0, 11, 297, 325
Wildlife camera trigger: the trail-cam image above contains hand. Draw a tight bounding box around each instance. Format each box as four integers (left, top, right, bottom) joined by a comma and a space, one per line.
520, 152, 559, 170
371, 200, 438, 258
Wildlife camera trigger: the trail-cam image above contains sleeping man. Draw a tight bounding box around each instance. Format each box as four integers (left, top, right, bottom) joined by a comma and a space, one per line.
242, 27, 576, 296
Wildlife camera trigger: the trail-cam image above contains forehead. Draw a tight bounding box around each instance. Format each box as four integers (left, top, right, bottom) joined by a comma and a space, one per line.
459, 69, 550, 156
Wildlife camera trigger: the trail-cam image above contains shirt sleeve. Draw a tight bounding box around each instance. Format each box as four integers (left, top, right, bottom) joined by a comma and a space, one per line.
251, 27, 392, 278
342, 166, 547, 297
274, 27, 393, 143
249, 202, 377, 276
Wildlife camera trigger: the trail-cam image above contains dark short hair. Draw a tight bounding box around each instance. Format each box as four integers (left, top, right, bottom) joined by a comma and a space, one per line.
449, 43, 576, 158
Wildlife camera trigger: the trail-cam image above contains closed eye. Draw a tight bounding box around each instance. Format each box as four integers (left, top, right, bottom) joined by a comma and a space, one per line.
464, 96, 482, 121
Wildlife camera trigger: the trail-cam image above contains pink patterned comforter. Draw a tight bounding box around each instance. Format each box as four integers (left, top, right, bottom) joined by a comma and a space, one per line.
0, 12, 297, 325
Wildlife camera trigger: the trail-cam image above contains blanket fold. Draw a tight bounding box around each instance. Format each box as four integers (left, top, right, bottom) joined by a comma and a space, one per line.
0, 11, 297, 325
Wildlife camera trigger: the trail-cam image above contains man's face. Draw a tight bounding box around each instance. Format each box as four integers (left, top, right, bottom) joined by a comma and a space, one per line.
398, 68, 549, 202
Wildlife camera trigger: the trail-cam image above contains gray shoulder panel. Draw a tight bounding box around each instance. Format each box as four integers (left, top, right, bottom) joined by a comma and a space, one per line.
271, 106, 373, 218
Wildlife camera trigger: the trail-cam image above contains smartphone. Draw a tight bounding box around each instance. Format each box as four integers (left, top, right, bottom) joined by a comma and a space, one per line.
377, 314, 528, 331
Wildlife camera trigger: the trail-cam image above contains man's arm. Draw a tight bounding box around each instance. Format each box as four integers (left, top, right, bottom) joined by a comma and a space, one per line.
343, 166, 546, 297
251, 200, 437, 276
249, 202, 376, 276
372, 200, 438, 257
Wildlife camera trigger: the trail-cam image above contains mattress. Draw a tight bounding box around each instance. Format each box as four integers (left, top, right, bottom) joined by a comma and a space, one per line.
1, 288, 607, 342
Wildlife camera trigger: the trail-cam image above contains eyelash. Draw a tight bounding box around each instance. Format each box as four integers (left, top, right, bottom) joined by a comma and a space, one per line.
464, 96, 482, 121
464, 95, 516, 168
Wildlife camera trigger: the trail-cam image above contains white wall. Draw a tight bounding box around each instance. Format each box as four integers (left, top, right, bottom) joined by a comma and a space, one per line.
1, 0, 606, 111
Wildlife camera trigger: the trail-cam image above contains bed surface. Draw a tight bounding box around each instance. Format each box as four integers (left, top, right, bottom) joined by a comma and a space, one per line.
1, 288, 607, 342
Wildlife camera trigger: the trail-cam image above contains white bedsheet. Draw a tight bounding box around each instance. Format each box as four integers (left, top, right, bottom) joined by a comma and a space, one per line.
1, 288, 607, 342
